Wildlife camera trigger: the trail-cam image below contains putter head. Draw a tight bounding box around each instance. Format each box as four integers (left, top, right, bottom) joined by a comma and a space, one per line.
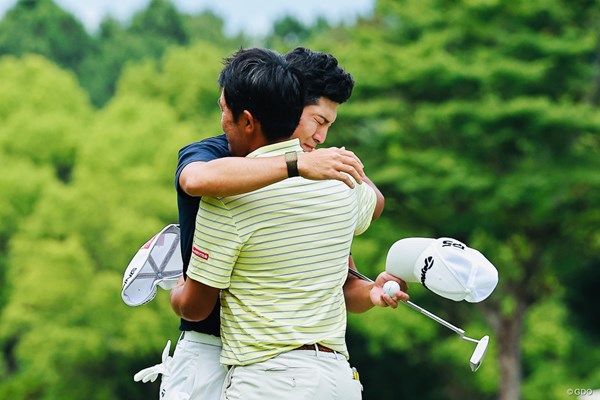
469, 335, 489, 372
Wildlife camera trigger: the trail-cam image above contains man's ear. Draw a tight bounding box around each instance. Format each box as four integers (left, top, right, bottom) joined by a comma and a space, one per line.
241, 110, 255, 133
241, 110, 265, 146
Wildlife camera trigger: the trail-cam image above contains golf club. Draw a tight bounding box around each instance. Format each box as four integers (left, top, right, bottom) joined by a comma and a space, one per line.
348, 268, 489, 371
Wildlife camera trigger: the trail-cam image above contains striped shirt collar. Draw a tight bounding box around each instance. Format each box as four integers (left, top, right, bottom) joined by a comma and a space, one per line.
247, 138, 302, 158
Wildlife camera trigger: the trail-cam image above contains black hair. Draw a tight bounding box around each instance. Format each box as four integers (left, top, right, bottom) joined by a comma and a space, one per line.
285, 47, 354, 106
218, 48, 305, 142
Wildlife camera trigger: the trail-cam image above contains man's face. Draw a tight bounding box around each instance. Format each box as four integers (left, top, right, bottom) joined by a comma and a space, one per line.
292, 97, 339, 152
219, 92, 247, 157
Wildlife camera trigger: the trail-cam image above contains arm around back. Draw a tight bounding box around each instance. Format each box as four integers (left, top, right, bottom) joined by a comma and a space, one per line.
170, 277, 220, 322
179, 157, 287, 197
362, 175, 384, 220
179, 147, 368, 197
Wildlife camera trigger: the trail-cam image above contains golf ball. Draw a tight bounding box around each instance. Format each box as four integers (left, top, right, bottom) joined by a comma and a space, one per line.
383, 281, 401, 298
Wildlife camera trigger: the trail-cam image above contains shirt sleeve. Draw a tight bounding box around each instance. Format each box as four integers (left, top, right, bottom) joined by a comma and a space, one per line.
186, 196, 243, 289
353, 181, 377, 236
175, 134, 229, 194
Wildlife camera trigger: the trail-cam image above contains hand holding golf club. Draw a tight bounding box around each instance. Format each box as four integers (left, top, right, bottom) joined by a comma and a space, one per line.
351, 236, 499, 372
349, 267, 491, 372
387, 237, 497, 371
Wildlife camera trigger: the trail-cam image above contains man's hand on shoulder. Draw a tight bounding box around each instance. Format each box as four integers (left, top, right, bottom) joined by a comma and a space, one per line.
297, 147, 365, 189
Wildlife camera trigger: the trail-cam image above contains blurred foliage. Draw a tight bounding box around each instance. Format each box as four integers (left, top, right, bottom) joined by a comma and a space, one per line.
0, 0, 598, 399
0, 0, 91, 73
0, 0, 246, 107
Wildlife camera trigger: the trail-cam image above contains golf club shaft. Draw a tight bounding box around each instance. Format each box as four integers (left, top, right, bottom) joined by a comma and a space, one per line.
348, 268, 466, 336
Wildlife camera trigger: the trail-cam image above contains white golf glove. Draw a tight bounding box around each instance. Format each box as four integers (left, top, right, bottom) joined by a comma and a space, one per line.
134, 340, 172, 383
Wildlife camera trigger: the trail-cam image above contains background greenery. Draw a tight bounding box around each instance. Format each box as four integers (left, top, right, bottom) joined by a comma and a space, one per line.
0, 0, 598, 399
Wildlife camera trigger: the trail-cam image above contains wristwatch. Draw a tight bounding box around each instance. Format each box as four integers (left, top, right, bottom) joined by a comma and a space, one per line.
285, 151, 299, 177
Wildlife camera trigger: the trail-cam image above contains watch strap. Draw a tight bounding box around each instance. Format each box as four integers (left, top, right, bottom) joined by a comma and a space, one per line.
285, 151, 299, 177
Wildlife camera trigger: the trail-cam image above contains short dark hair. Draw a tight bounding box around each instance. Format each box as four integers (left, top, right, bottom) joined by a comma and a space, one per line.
285, 47, 354, 106
218, 48, 305, 142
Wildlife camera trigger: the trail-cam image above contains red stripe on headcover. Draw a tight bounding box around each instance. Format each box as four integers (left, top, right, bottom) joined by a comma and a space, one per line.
142, 234, 157, 249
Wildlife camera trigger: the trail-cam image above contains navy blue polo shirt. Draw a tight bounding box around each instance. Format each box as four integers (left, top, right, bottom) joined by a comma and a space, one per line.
175, 134, 229, 336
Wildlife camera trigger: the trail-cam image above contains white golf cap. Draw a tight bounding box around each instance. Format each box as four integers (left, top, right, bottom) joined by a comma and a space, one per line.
385, 237, 498, 303
121, 224, 183, 306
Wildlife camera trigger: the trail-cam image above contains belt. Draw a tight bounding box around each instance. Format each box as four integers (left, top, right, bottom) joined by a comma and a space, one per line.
296, 343, 335, 353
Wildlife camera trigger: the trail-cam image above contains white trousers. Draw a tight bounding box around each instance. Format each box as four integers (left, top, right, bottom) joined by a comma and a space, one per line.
220, 346, 363, 400
160, 331, 227, 400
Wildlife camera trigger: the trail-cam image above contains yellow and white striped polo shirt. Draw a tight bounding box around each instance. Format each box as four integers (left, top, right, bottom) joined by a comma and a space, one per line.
188, 138, 376, 366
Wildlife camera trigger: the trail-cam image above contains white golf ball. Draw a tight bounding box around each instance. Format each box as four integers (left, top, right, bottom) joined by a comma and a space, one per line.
383, 280, 401, 298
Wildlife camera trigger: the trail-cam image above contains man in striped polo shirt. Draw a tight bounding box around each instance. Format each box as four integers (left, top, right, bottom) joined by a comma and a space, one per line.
135, 47, 407, 399
170, 48, 401, 399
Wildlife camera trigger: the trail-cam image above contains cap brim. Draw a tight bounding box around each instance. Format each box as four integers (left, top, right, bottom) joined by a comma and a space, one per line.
463, 248, 498, 303
386, 238, 436, 282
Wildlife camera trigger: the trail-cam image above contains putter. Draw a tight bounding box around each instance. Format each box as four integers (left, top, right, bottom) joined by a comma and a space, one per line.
348, 268, 489, 372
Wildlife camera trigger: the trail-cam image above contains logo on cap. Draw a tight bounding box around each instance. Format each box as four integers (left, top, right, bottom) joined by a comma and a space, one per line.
421, 256, 434, 289
122, 267, 137, 288
441, 239, 465, 250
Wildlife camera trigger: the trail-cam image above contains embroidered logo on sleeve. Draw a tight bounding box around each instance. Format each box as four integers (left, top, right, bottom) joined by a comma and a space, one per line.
192, 246, 209, 260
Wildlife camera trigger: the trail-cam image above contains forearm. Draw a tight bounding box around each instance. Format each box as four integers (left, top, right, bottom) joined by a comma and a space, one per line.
180, 157, 287, 197
170, 284, 189, 318
343, 256, 376, 313
170, 277, 219, 322
343, 256, 410, 313
344, 273, 377, 313
180, 147, 367, 197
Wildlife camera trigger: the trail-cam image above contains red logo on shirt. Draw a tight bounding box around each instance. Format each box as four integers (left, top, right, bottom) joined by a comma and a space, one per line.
192, 246, 209, 260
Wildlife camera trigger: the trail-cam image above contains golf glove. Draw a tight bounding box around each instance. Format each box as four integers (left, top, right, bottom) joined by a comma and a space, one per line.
134, 340, 172, 383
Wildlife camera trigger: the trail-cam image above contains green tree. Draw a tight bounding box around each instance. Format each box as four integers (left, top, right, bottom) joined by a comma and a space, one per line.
78, 18, 154, 107
0, 53, 92, 308
78, 1, 240, 107
128, 0, 189, 58
0, 54, 96, 398
115, 42, 229, 128
0, 54, 92, 181
308, 1, 600, 398
0, 156, 54, 310
0, 95, 188, 400
272, 16, 312, 45
0, 43, 234, 398
0, 0, 91, 72
78, 0, 192, 108
183, 10, 247, 48
266, 15, 332, 49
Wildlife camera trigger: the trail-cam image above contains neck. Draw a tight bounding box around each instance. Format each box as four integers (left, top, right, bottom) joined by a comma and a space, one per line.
246, 133, 270, 154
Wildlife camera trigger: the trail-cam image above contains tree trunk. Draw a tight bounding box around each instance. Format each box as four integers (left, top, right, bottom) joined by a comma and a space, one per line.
494, 300, 527, 400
